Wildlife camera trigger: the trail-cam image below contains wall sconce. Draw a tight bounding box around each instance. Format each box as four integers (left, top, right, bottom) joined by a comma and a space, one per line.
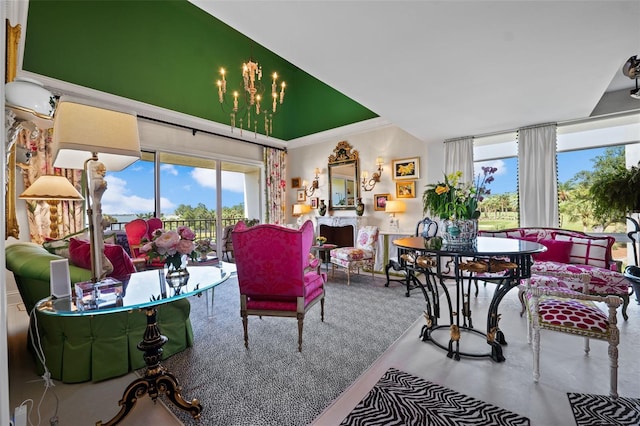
304, 168, 320, 197
361, 157, 384, 191
385, 200, 406, 231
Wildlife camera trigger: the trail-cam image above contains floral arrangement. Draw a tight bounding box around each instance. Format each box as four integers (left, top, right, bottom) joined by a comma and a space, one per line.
140, 226, 198, 270
422, 167, 497, 220
316, 236, 327, 245
195, 238, 216, 254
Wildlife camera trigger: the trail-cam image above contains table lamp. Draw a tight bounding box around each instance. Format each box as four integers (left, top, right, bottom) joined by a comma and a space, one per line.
51, 97, 141, 284
19, 175, 84, 239
385, 200, 406, 231
293, 203, 312, 227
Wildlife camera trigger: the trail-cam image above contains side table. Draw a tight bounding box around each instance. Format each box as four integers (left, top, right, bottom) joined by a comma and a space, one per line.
312, 244, 337, 273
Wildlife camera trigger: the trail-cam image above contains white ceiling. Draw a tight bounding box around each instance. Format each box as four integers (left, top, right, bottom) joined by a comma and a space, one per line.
191, 1, 640, 144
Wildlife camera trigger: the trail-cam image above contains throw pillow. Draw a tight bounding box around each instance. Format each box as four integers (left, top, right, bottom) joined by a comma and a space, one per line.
42, 227, 90, 259
68, 238, 136, 278
531, 239, 573, 263
552, 233, 612, 269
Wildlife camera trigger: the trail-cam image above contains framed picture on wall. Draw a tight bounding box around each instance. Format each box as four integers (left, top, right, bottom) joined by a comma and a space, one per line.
396, 181, 416, 198
291, 177, 301, 188
296, 189, 306, 202
392, 157, 420, 180
310, 197, 319, 208
374, 193, 390, 211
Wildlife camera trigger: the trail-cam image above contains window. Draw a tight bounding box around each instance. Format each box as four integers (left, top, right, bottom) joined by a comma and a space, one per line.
474, 133, 519, 230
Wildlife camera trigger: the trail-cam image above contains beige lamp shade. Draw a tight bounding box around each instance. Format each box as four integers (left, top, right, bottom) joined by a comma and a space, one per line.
293, 203, 312, 216
19, 175, 84, 201
52, 98, 141, 171
385, 200, 406, 214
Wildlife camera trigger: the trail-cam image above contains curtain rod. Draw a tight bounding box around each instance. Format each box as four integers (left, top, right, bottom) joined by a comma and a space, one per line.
138, 115, 287, 153
466, 109, 640, 140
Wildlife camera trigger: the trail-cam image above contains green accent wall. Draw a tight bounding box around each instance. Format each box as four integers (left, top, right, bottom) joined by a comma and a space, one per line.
23, 0, 377, 141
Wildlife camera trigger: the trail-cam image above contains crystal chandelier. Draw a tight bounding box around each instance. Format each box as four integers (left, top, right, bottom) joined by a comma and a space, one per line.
216, 57, 286, 137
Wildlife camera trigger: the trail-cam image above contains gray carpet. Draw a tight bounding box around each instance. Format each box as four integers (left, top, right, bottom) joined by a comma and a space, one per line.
157, 272, 426, 425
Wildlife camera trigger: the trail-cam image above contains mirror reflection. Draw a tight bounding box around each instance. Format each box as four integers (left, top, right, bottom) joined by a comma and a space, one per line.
328, 141, 359, 211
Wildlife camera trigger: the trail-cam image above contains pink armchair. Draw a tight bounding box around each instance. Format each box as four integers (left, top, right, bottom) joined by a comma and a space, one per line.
232, 220, 326, 352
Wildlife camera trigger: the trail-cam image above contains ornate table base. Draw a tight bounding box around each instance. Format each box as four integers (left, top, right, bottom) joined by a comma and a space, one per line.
97, 307, 202, 425
410, 253, 530, 362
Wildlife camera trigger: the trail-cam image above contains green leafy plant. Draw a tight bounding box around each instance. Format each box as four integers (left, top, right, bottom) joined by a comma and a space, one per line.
590, 162, 640, 218
422, 167, 496, 220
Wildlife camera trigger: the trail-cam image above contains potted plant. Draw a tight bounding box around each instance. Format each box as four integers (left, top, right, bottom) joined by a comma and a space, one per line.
590, 162, 640, 219
422, 167, 496, 246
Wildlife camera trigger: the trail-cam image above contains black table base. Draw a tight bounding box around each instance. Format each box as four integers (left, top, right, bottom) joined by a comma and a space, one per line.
97, 307, 202, 425
407, 253, 531, 362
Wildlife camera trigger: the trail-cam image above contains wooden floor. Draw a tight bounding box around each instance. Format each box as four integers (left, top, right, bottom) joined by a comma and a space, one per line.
8, 280, 640, 426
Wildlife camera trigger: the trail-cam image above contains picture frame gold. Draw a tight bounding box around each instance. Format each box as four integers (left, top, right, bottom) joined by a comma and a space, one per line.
396, 181, 416, 199
374, 193, 390, 211
296, 189, 306, 202
310, 197, 319, 208
392, 157, 420, 180
291, 177, 301, 188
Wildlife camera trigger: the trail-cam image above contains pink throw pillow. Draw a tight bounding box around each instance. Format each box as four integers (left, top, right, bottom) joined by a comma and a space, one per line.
69, 238, 136, 278
531, 239, 573, 263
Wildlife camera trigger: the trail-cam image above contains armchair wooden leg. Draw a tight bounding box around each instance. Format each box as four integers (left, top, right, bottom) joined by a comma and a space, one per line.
242, 313, 249, 349
297, 313, 304, 352
320, 298, 325, 322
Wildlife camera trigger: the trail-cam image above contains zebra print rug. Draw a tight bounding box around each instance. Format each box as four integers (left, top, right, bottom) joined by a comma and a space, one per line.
568, 393, 640, 426
341, 368, 529, 426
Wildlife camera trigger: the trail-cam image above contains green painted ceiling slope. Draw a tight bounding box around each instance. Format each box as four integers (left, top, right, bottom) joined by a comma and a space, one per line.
23, 0, 377, 141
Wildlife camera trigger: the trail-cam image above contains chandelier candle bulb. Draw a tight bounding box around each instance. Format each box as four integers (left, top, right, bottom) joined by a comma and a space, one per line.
280, 82, 286, 103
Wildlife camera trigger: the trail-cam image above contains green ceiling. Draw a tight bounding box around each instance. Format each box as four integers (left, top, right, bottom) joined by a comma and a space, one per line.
23, 0, 378, 141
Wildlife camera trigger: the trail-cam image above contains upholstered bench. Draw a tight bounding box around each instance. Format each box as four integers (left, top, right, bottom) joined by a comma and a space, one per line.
479, 228, 630, 320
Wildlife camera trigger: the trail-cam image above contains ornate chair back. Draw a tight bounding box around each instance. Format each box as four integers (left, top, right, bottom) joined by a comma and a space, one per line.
124, 218, 149, 258
232, 220, 326, 351
146, 217, 163, 238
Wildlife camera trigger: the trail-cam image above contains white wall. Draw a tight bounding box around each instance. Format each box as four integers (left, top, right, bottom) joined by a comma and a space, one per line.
288, 125, 443, 234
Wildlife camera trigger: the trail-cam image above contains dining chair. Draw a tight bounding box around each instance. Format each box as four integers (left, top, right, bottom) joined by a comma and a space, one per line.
525, 272, 622, 398
385, 217, 437, 296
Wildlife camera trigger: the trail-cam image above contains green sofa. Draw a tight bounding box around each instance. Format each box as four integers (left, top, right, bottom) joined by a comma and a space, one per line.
6, 242, 194, 383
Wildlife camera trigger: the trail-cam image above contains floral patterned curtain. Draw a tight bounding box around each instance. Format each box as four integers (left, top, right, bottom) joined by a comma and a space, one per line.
18, 126, 84, 243
264, 147, 286, 224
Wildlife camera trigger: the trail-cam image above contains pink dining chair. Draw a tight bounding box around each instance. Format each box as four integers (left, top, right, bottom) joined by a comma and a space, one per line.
232, 220, 326, 352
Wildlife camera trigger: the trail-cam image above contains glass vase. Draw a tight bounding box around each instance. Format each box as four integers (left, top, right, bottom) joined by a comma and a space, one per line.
441, 218, 478, 247
166, 266, 190, 290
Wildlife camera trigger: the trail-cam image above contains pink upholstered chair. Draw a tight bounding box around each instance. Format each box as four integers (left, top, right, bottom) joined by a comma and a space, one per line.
124, 218, 148, 258
146, 217, 163, 237
232, 220, 326, 352
330, 226, 379, 285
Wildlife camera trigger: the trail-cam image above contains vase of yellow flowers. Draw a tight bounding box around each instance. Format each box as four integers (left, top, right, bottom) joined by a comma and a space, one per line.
141, 226, 198, 288
316, 236, 327, 246
422, 167, 496, 247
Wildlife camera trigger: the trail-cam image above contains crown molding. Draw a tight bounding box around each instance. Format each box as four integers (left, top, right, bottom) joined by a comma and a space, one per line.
286, 117, 394, 149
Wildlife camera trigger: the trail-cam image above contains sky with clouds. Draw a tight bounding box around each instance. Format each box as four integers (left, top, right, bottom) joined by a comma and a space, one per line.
101, 161, 246, 216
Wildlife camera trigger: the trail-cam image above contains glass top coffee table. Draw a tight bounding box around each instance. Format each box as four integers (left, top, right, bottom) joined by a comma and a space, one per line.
35, 264, 231, 425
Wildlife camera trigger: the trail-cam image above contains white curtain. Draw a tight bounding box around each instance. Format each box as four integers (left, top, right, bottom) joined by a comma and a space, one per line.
444, 137, 474, 184
518, 124, 558, 227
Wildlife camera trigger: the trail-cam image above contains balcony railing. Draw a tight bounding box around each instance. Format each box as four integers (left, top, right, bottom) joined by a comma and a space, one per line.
108, 217, 245, 241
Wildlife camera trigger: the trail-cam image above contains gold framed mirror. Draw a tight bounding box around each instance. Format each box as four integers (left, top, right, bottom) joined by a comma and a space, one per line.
328, 141, 359, 211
